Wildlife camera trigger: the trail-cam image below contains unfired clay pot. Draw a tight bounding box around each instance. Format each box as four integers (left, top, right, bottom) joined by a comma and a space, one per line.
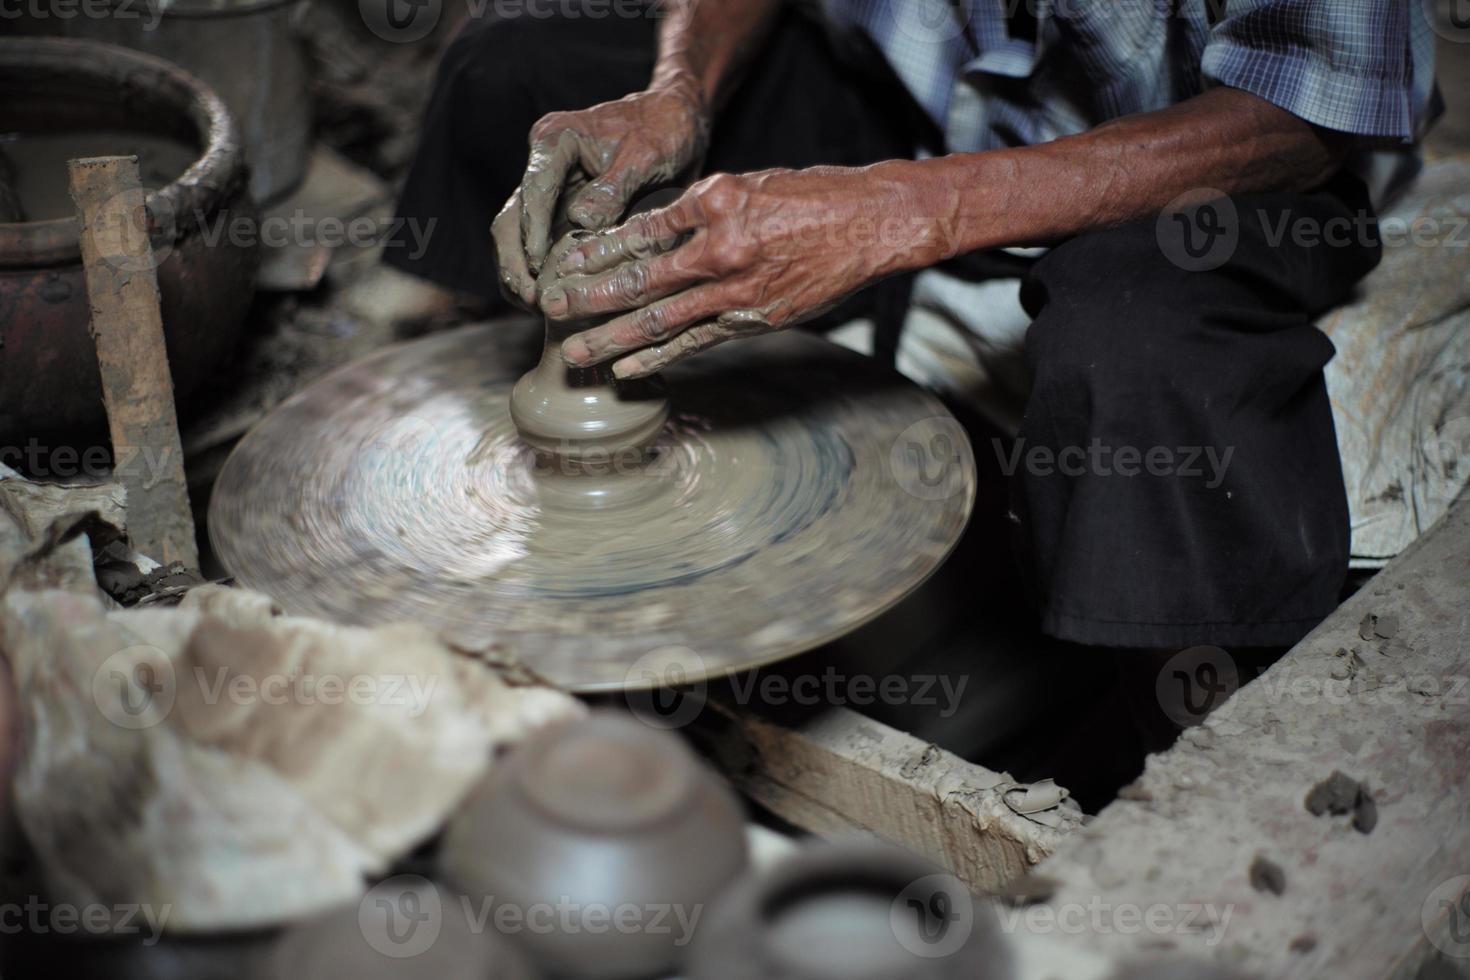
509, 233, 669, 463
260, 883, 540, 980
439, 712, 748, 979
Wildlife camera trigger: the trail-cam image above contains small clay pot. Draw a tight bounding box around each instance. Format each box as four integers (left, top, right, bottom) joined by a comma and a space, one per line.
258, 880, 539, 980
509, 233, 670, 463
438, 712, 748, 979
683, 842, 1011, 980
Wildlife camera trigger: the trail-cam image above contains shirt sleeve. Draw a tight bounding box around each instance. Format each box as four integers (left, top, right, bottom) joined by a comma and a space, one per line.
1200, 0, 1435, 142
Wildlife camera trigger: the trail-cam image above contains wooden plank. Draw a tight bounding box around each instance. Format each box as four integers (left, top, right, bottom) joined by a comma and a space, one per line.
692, 701, 1080, 892
68, 156, 198, 569
1013, 486, 1470, 979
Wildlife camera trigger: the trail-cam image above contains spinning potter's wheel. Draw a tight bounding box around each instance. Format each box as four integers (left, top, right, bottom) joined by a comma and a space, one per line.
210, 320, 975, 692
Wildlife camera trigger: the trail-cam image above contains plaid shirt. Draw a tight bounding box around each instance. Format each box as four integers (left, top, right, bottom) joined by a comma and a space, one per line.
823, 0, 1440, 154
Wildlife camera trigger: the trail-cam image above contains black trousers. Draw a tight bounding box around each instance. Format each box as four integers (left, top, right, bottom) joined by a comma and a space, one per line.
390, 4, 1380, 649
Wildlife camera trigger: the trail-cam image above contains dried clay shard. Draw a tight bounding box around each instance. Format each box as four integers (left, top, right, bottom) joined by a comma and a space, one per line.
1249, 854, 1287, 895
1304, 770, 1377, 834
1304, 770, 1360, 816
1003, 778, 1069, 815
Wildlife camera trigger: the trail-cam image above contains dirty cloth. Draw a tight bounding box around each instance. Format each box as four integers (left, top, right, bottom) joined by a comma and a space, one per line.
0, 584, 581, 932
391, 5, 1392, 647
0, 462, 125, 595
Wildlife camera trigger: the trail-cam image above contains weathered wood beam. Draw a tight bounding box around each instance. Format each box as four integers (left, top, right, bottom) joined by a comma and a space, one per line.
692, 700, 1080, 892
69, 156, 198, 569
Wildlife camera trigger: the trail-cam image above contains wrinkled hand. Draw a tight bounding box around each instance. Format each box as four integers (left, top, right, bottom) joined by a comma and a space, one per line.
539, 164, 937, 379
494, 85, 710, 308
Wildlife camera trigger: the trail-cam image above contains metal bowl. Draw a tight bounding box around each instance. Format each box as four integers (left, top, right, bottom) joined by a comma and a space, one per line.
0, 38, 259, 440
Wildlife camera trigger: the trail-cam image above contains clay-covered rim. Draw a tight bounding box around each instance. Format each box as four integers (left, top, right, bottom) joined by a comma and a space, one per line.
0, 37, 244, 269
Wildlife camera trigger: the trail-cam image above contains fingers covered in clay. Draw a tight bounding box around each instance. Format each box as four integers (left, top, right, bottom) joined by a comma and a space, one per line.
540, 249, 703, 322
492, 191, 536, 309
611, 310, 773, 380
561, 286, 729, 366
520, 130, 582, 271
564, 165, 640, 232
555, 203, 701, 277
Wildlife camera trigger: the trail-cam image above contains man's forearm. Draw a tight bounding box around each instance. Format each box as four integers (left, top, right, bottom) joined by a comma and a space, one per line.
895, 87, 1356, 264
650, 0, 783, 112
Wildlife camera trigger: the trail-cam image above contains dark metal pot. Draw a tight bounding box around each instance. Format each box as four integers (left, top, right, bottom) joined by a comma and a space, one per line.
0, 38, 260, 441
13, 0, 313, 205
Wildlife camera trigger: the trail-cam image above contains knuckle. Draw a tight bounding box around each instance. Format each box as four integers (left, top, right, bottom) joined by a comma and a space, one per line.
697, 173, 744, 213
706, 237, 749, 273
631, 306, 669, 344
530, 113, 571, 140
611, 264, 650, 305
679, 325, 718, 353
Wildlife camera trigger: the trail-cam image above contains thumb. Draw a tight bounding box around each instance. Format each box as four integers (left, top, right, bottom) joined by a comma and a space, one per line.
564, 165, 641, 231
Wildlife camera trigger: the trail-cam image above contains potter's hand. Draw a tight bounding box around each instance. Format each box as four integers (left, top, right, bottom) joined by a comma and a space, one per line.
541, 165, 939, 378
493, 85, 710, 308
